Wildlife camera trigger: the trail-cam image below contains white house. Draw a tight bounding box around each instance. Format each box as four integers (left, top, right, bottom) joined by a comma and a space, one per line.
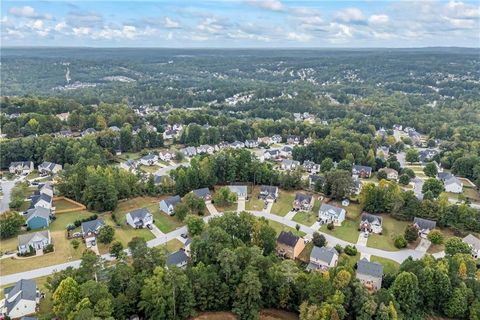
231, 141, 245, 149
263, 149, 280, 161
356, 258, 383, 293
181, 146, 197, 157
120, 159, 137, 172
271, 135, 282, 144
159, 195, 182, 215
444, 176, 463, 193
126, 208, 153, 228
139, 154, 158, 166
17, 231, 51, 254
2, 279, 39, 319
159, 151, 175, 162
257, 136, 273, 145
31, 194, 52, 210
281, 159, 300, 171
307, 246, 339, 271
280, 145, 293, 158
360, 213, 383, 234
303, 160, 320, 173
318, 203, 346, 226
245, 140, 259, 148
463, 234, 480, 259
9, 161, 34, 175
286, 135, 300, 145
38, 161, 62, 175
379, 168, 398, 180
227, 185, 248, 200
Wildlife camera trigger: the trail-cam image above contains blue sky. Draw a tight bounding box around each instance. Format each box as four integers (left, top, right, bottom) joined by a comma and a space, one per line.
1, 0, 479, 47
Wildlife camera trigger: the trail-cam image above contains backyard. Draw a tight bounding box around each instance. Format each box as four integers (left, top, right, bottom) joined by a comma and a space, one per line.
370, 256, 400, 274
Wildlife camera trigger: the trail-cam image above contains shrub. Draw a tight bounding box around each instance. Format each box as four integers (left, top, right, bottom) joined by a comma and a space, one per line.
399, 174, 411, 185
394, 235, 408, 248
71, 239, 80, 249
295, 224, 300, 231
327, 222, 334, 230
344, 245, 357, 256
404, 224, 419, 242
44, 244, 54, 253
427, 229, 444, 245
334, 244, 344, 254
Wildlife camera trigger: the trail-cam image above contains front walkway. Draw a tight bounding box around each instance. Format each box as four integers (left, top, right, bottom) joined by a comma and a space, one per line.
206, 202, 219, 216
237, 198, 246, 212
416, 238, 431, 252
263, 201, 274, 213
284, 210, 296, 220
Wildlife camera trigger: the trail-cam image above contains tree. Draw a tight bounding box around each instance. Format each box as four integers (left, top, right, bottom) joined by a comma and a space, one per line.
422, 178, 444, 198
394, 235, 407, 248
404, 224, 419, 242
390, 272, 419, 317
320, 158, 334, 173
174, 202, 189, 221
0, 211, 25, 239
423, 162, 438, 178
71, 239, 80, 249
445, 283, 469, 319
402, 168, 416, 178
312, 232, 326, 247
399, 174, 410, 185
185, 214, 205, 237
98, 225, 115, 244
405, 149, 419, 164
337, 159, 352, 171
252, 219, 276, 255
233, 268, 262, 320
427, 229, 444, 244
322, 170, 354, 200
377, 170, 388, 180
445, 237, 471, 256
183, 193, 206, 215
213, 186, 237, 207
52, 277, 80, 319
110, 240, 124, 259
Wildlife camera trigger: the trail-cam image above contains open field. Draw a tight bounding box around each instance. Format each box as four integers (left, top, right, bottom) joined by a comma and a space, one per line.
139, 164, 161, 173
271, 190, 295, 216
463, 187, 480, 201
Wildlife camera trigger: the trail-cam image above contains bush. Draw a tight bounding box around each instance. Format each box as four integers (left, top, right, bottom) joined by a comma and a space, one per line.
44, 244, 54, 253
334, 244, 344, 254
327, 222, 334, 230
344, 245, 357, 256
394, 235, 408, 248
427, 229, 444, 245
312, 232, 326, 247
404, 224, 419, 242
71, 239, 80, 249
399, 174, 411, 185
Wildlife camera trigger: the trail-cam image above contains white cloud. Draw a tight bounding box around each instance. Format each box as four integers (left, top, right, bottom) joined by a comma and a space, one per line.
9, 6, 53, 20
72, 27, 92, 36
245, 0, 285, 12
197, 17, 223, 34
334, 8, 365, 24
54, 22, 67, 32
368, 14, 389, 25
165, 17, 180, 28
287, 32, 312, 42
445, 1, 480, 19
227, 30, 270, 41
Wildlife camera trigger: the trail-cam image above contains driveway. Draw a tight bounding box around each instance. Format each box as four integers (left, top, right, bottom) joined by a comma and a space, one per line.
206, 202, 219, 216
0, 180, 16, 214
284, 210, 297, 220
149, 224, 164, 238
263, 201, 274, 213
413, 178, 424, 200
311, 221, 321, 231
360, 252, 371, 261
237, 198, 246, 212
416, 238, 431, 252
396, 151, 406, 167
356, 233, 368, 246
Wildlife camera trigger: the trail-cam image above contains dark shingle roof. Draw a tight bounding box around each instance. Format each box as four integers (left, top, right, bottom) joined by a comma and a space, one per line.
357, 258, 383, 278
361, 212, 383, 225
310, 246, 338, 264
4, 279, 37, 315
164, 195, 181, 207
81, 219, 105, 234
413, 217, 436, 230
277, 231, 300, 247
192, 188, 210, 198
128, 208, 151, 220
295, 192, 312, 203
166, 250, 188, 266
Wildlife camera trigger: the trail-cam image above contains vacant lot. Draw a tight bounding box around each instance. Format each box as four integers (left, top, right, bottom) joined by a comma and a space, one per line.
139, 164, 161, 174
271, 190, 295, 216
268, 220, 306, 237
53, 198, 85, 211
292, 211, 316, 227
246, 186, 267, 211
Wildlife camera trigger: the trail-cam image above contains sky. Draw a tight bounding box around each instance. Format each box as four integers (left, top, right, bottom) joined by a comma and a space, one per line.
1, 0, 479, 48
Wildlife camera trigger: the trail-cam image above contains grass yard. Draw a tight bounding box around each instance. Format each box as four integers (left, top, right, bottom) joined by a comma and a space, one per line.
139, 164, 161, 174
271, 190, 295, 216
371, 256, 400, 274
215, 202, 238, 213
320, 219, 360, 243
160, 239, 184, 253
26, 171, 40, 180
459, 178, 476, 188
50, 210, 93, 232
267, 220, 306, 237
463, 187, 480, 202
367, 215, 409, 251
246, 187, 267, 211
292, 211, 316, 227
53, 198, 83, 211
0, 236, 20, 253
0, 231, 86, 275
338, 252, 360, 268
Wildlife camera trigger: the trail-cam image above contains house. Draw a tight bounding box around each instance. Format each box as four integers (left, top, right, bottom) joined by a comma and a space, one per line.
356, 258, 383, 293
360, 213, 383, 234
376, 146, 389, 159
303, 137, 313, 145
38, 183, 54, 198
408, 130, 421, 144
271, 134, 282, 144
318, 203, 346, 226
153, 174, 168, 185
126, 208, 153, 229
444, 176, 463, 193
30, 193, 52, 210
245, 140, 259, 148
82, 128, 97, 136
280, 145, 293, 157
419, 149, 438, 162
379, 168, 399, 180
393, 124, 403, 131
352, 179, 362, 195
166, 250, 189, 269
257, 136, 273, 145
139, 154, 158, 166
120, 159, 137, 172
307, 246, 339, 271
438, 172, 453, 182
377, 127, 387, 138
281, 159, 300, 171
109, 126, 120, 132
159, 151, 175, 162
463, 234, 480, 259
286, 135, 300, 145
3, 279, 39, 319
413, 217, 437, 238
303, 160, 320, 173
352, 165, 372, 179
18, 231, 51, 254
227, 185, 248, 200
293, 193, 314, 211
231, 141, 245, 149
81, 219, 105, 247
57, 129, 73, 137
181, 146, 197, 157
263, 149, 280, 161
433, 160, 443, 173
38, 161, 62, 175
259, 185, 279, 202
24, 207, 51, 230
276, 231, 305, 259
192, 188, 212, 201
9, 161, 34, 175
309, 174, 324, 189
159, 195, 182, 215
163, 129, 177, 140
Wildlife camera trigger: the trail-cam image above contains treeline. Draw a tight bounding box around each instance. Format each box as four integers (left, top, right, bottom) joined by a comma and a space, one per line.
43, 212, 480, 320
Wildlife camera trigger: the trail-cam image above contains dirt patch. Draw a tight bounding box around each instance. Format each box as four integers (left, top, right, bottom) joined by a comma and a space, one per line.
192, 310, 298, 320
192, 312, 237, 320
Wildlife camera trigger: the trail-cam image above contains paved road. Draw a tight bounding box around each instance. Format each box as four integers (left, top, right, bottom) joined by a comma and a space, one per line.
413, 177, 424, 200
396, 151, 406, 167
154, 161, 190, 176
0, 180, 16, 213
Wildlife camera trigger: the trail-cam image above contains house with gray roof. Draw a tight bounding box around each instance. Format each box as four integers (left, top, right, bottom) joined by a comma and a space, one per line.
352, 165, 372, 178
231, 141, 245, 149
126, 208, 153, 228
303, 160, 320, 173
419, 149, 438, 162
181, 146, 197, 157
24, 207, 51, 230
228, 185, 248, 199
360, 213, 383, 234
38, 161, 62, 175
160, 195, 182, 215
356, 258, 383, 292
3, 279, 39, 319
271, 134, 282, 143
81, 219, 105, 247
413, 217, 437, 238
30, 193, 52, 210
444, 176, 463, 194
166, 250, 189, 268
9, 161, 34, 175
259, 185, 279, 202
463, 234, 480, 259
192, 188, 212, 201
307, 246, 339, 271
17, 231, 51, 254
293, 193, 314, 211
139, 154, 158, 166
263, 149, 280, 161
376, 146, 390, 159
438, 172, 453, 181
287, 135, 300, 145
318, 203, 346, 226
120, 159, 137, 172
245, 140, 258, 148
82, 128, 97, 136
281, 159, 300, 171
280, 145, 293, 157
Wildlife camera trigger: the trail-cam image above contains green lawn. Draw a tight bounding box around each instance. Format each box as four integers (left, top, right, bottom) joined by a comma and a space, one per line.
267, 220, 306, 237
371, 256, 400, 274
103, 213, 154, 247
245, 187, 267, 211
51, 210, 93, 231
464, 187, 480, 201
215, 202, 238, 213
292, 211, 316, 227
53, 198, 84, 211
298, 241, 314, 263
367, 215, 409, 251
320, 219, 360, 243
271, 190, 295, 216
159, 239, 184, 253
26, 171, 40, 180
139, 164, 161, 174
338, 252, 360, 268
